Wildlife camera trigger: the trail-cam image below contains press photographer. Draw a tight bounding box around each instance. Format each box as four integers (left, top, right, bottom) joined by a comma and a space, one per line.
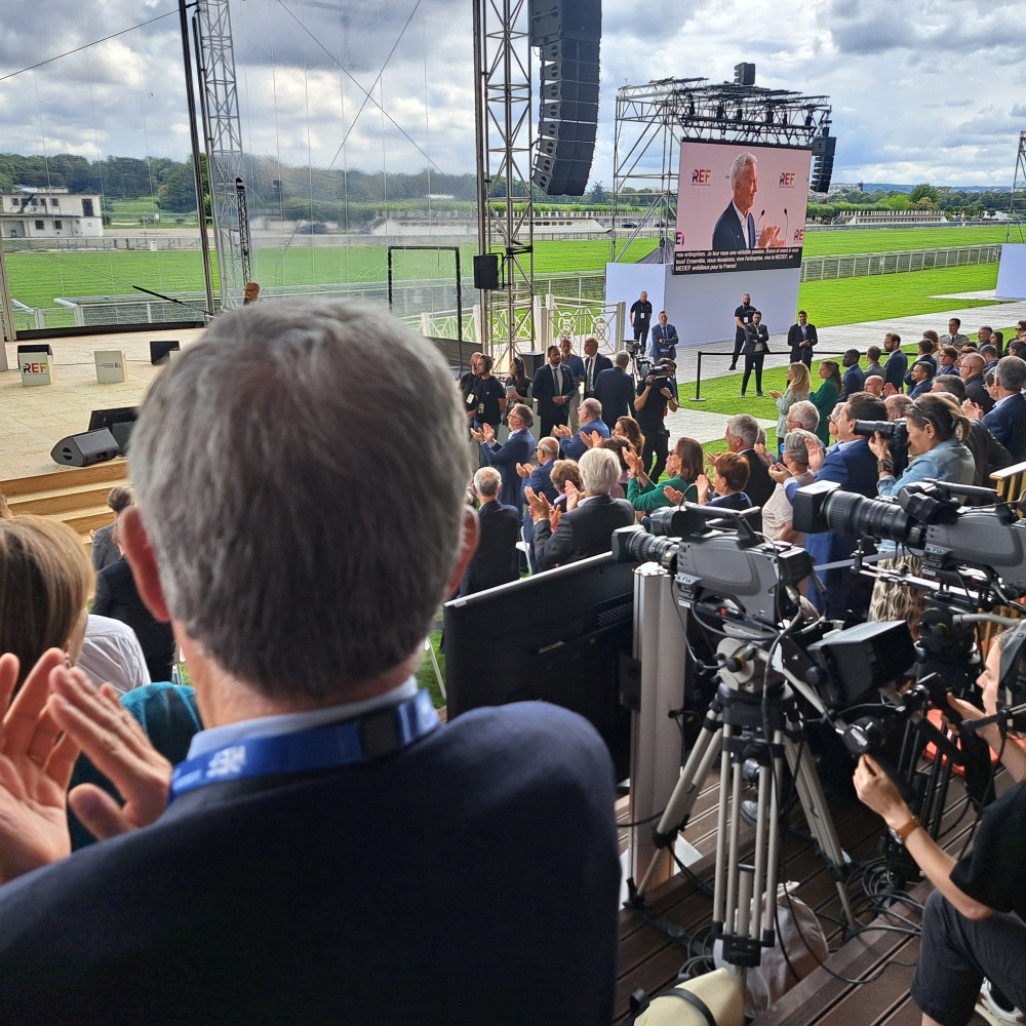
854, 625, 1026, 1026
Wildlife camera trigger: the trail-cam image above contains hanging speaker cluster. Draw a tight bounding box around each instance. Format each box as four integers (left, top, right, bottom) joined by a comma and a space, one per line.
529, 0, 602, 197
811, 129, 836, 193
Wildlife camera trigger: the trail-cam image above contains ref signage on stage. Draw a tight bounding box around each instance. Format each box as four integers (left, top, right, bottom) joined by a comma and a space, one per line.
673, 140, 812, 276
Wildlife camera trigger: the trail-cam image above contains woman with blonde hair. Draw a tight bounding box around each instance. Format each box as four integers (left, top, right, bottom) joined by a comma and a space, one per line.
769, 362, 812, 453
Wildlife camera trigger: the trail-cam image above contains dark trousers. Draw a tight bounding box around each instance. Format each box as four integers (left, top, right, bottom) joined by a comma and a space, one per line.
539, 408, 568, 439
741, 353, 765, 395
790, 347, 813, 368
642, 430, 669, 483
730, 334, 745, 368
912, 889, 1026, 1026
633, 325, 649, 347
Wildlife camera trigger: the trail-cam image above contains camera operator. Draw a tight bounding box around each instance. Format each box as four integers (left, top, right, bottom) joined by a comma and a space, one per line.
634, 359, 679, 482
867, 394, 974, 631
854, 630, 1026, 1026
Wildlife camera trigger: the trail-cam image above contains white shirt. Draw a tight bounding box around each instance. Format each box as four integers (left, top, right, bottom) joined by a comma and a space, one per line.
78, 614, 152, 695
733, 203, 752, 248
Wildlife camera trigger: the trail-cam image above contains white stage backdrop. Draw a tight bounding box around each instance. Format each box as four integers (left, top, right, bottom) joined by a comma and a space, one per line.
605, 262, 802, 347
996, 244, 1026, 299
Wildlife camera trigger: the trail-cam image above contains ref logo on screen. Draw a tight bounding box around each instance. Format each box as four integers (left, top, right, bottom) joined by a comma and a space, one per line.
793, 228, 805, 244
691, 168, 712, 185
779, 171, 797, 187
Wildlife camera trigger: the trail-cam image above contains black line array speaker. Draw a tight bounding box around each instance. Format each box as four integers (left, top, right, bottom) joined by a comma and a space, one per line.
520, 351, 547, 378
529, 0, 601, 197
50, 428, 120, 468
811, 131, 836, 193
473, 253, 500, 291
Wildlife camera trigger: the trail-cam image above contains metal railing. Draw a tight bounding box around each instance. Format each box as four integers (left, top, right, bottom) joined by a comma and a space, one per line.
689, 349, 850, 401
799, 244, 1001, 282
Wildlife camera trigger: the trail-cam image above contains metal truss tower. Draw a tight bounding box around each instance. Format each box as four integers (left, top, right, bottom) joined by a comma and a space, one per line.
1007, 131, 1026, 244
473, 0, 535, 362
612, 77, 832, 263
193, 0, 249, 309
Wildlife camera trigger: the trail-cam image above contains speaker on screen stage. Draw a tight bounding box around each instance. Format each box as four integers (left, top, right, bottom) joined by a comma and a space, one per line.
811, 130, 836, 193
150, 340, 181, 365
520, 351, 547, 378
473, 254, 500, 291
50, 428, 120, 468
528, 0, 601, 197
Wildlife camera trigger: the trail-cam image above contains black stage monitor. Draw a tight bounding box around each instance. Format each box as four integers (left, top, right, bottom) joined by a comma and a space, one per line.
443, 553, 635, 780
88, 406, 139, 453
150, 339, 181, 365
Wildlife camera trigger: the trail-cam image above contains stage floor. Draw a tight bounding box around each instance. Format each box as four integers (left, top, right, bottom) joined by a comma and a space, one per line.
1, 327, 205, 481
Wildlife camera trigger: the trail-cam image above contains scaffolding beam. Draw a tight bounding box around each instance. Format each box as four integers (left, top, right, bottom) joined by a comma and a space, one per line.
474, 0, 535, 364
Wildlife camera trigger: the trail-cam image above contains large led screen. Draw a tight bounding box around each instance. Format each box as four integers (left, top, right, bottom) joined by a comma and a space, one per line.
673, 141, 812, 275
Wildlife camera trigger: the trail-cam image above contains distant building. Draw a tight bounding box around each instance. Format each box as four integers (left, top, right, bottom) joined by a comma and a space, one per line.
0, 186, 103, 239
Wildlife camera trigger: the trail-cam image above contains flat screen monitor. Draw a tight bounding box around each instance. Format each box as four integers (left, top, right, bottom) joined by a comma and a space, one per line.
88, 406, 138, 453
444, 554, 636, 781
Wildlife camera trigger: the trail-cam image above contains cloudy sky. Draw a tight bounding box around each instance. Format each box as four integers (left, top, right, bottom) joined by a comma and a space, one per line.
0, 0, 1023, 190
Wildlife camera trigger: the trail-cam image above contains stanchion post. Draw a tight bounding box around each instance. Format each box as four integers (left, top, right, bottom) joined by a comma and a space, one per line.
692, 351, 707, 402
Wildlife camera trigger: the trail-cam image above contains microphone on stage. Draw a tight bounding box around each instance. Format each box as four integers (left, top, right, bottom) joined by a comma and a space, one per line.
784, 207, 789, 245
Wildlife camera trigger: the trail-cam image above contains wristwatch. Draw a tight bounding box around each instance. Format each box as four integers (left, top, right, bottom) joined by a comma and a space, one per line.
889, 815, 920, 846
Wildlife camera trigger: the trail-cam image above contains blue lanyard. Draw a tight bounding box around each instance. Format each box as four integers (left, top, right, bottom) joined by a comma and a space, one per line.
170, 689, 439, 801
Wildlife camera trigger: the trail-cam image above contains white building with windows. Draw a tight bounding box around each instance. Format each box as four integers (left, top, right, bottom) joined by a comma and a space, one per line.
0, 187, 103, 239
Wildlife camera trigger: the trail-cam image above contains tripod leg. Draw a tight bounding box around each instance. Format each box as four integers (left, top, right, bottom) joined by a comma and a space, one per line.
634, 719, 724, 900
785, 736, 855, 930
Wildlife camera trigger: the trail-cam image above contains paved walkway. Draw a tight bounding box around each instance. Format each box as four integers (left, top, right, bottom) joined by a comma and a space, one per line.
663, 290, 1026, 444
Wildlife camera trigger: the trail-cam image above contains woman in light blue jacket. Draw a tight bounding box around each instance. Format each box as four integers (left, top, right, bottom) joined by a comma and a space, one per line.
866, 393, 975, 632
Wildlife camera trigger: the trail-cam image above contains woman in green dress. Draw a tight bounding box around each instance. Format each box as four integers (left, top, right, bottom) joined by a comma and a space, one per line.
625, 436, 704, 513
810, 360, 842, 446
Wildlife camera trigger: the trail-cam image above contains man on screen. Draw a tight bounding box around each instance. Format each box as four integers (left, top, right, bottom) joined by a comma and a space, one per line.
711, 152, 785, 251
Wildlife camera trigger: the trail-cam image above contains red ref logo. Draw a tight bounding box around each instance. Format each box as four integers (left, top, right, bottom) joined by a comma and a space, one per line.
779, 172, 796, 187
691, 169, 711, 185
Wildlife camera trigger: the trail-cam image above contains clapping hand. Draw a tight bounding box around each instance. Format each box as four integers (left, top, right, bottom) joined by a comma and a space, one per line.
753, 442, 770, 463
623, 446, 643, 477
769, 390, 783, 400
564, 479, 581, 511
768, 461, 791, 483
962, 399, 984, 421
663, 485, 685, 505
515, 461, 533, 479
805, 436, 824, 472
524, 486, 555, 523
469, 427, 485, 442
480, 423, 496, 444
695, 473, 711, 504
553, 424, 572, 438
581, 430, 603, 449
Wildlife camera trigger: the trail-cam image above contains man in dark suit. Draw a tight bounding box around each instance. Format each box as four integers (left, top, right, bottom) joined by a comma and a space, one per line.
474, 403, 537, 511
969, 355, 1026, 463
0, 299, 621, 1025
554, 398, 610, 461
532, 344, 576, 437
711, 151, 783, 251
593, 351, 635, 428
516, 436, 559, 574
959, 352, 994, 413
527, 448, 634, 571
458, 468, 519, 596
725, 414, 773, 509
787, 310, 818, 366
882, 332, 907, 395
93, 544, 176, 683
582, 336, 611, 399
839, 349, 865, 401
806, 392, 884, 619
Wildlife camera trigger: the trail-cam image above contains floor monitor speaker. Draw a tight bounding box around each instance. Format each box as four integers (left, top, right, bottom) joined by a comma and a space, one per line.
50, 428, 120, 468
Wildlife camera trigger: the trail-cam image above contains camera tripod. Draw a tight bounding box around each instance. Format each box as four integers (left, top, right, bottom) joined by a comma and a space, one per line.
628, 635, 854, 984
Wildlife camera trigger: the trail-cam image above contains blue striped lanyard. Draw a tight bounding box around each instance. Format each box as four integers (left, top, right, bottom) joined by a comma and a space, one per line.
170, 689, 439, 801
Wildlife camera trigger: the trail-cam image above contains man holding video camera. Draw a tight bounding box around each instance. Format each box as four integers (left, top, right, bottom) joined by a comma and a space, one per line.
854, 631, 1026, 1026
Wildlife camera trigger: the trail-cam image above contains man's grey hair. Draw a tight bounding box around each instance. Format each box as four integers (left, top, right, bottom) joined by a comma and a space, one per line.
579, 448, 620, 495
726, 413, 759, 448
787, 399, 819, 431
614, 351, 630, 369
783, 428, 819, 466
510, 402, 534, 428
473, 466, 501, 498
730, 151, 757, 189
129, 299, 468, 703
885, 394, 914, 420
581, 397, 602, 421
538, 437, 559, 458
996, 355, 1026, 392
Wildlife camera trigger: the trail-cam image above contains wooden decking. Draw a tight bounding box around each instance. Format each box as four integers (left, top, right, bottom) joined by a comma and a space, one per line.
616, 762, 1003, 1026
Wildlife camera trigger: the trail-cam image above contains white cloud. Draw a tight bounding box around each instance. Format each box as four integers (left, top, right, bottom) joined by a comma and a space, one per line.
0, 0, 1023, 189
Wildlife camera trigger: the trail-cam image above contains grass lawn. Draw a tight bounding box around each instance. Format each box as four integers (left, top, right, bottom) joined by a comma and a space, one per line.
800, 224, 1014, 256
797, 263, 1000, 327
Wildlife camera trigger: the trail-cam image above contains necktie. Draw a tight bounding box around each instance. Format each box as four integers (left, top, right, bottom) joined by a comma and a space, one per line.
552, 366, 559, 393
586, 357, 593, 392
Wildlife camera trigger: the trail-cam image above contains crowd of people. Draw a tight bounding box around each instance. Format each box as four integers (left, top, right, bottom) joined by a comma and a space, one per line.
0, 298, 1023, 1024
